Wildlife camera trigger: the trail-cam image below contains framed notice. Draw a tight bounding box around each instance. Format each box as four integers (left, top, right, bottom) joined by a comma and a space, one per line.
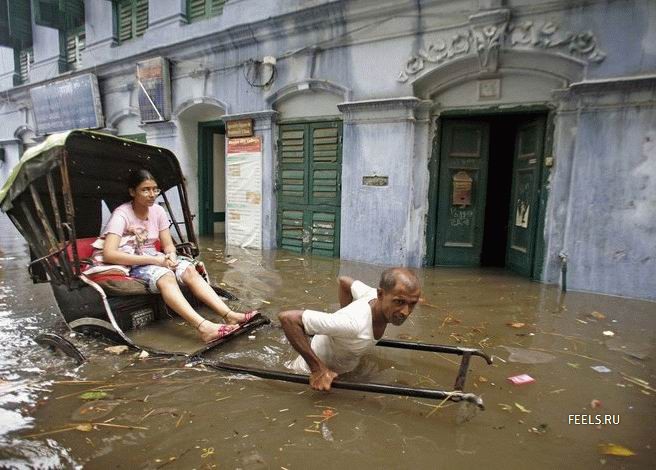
225, 137, 262, 249
226, 119, 254, 138
136, 57, 171, 122
30, 74, 104, 134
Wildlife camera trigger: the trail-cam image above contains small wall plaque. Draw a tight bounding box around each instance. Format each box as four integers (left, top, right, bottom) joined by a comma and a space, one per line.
362, 175, 388, 186
478, 78, 501, 100
226, 119, 254, 138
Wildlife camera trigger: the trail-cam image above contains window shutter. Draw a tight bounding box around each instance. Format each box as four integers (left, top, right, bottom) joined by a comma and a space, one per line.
117, 1, 133, 42
65, 29, 85, 67
134, 0, 148, 37
19, 49, 34, 82
62, 0, 85, 31
188, 0, 206, 20
1, 1, 33, 48
33, 0, 62, 29
210, 0, 226, 16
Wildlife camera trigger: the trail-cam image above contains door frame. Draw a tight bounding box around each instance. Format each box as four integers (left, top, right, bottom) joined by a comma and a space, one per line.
425, 105, 554, 279
198, 120, 226, 236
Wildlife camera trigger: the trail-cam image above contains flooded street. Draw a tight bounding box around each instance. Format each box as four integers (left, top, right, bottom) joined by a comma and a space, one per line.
0, 214, 655, 469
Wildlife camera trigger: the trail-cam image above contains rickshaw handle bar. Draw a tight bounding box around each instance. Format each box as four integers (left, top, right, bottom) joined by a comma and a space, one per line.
376, 339, 493, 364
199, 359, 485, 409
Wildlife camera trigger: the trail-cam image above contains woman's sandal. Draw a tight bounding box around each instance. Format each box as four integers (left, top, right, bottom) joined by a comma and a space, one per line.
216, 324, 237, 338
239, 310, 258, 325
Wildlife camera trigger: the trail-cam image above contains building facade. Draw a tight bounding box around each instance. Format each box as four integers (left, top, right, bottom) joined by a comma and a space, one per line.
0, 0, 655, 300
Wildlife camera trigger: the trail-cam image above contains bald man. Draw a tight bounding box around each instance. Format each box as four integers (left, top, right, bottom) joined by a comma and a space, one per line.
278, 268, 421, 391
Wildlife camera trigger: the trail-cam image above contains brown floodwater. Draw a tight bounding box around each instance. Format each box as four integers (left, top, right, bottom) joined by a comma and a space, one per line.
1, 217, 655, 469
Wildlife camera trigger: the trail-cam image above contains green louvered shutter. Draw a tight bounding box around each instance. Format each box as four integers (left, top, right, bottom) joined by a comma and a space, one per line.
210, 0, 226, 16
33, 0, 61, 29
117, 1, 133, 42
1, 0, 32, 48
65, 28, 85, 67
134, 0, 148, 37
279, 209, 304, 253
63, 0, 85, 31
188, 0, 206, 20
279, 125, 307, 204
117, 0, 147, 42
19, 48, 33, 82
277, 121, 341, 257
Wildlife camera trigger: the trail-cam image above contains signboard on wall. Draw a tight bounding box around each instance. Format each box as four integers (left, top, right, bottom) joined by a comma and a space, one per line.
225, 137, 262, 249
226, 119, 254, 138
136, 57, 171, 122
30, 73, 104, 134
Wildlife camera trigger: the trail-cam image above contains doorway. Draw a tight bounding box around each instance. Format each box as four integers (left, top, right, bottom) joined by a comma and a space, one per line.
430, 112, 548, 278
198, 120, 226, 236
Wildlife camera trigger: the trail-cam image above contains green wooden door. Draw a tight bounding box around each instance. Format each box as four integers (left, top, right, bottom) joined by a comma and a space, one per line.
506, 117, 546, 276
277, 121, 342, 257
198, 121, 225, 236
435, 120, 490, 266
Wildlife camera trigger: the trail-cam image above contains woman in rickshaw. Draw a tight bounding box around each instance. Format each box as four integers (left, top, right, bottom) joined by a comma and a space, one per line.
101, 169, 254, 343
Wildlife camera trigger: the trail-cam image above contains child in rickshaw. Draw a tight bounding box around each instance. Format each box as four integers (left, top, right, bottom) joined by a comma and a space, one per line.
100, 169, 254, 343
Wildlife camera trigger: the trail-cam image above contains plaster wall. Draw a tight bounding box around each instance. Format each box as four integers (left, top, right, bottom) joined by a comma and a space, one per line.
545, 81, 656, 300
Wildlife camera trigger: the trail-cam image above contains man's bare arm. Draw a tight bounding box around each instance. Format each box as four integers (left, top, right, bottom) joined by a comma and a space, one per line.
278, 310, 338, 391
337, 276, 355, 308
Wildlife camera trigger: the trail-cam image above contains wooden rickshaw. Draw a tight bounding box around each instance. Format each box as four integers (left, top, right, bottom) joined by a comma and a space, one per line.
0, 130, 268, 356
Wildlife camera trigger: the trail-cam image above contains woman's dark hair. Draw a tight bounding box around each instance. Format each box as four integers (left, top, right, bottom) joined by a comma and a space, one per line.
127, 169, 156, 190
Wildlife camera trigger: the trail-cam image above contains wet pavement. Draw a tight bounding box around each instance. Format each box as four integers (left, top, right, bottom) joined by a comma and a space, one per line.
0, 214, 655, 469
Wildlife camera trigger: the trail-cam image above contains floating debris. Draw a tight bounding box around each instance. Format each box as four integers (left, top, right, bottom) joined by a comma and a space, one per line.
602, 330, 615, 337
104, 345, 128, 355
320, 422, 334, 442
507, 374, 535, 385
591, 365, 612, 373
598, 443, 635, 457
514, 402, 532, 413
501, 346, 556, 364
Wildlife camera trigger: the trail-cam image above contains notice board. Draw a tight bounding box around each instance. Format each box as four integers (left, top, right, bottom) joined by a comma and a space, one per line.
30, 73, 104, 134
225, 137, 262, 249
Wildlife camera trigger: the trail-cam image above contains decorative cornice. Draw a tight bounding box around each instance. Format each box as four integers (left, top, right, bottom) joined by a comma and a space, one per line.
398, 11, 606, 83
338, 97, 421, 123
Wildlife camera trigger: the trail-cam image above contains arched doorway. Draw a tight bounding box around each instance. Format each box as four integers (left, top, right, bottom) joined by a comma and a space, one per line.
175, 101, 226, 237
415, 51, 584, 278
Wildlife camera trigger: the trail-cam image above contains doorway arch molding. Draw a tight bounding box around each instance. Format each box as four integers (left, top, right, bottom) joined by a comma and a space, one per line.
411, 49, 586, 102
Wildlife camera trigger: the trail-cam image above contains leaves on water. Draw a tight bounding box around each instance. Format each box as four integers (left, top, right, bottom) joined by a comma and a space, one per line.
79, 391, 109, 400
590, 311, 606, 320
514, 402, 531, 413
75, 423, 93, 432
598, 443, 635, 457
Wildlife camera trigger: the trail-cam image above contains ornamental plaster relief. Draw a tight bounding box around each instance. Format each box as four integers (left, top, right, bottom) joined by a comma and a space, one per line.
397, 13, 607, 83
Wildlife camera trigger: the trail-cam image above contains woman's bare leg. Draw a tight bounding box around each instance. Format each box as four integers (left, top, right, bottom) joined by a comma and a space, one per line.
180, 266, 250, 324
156, 273, 237, 342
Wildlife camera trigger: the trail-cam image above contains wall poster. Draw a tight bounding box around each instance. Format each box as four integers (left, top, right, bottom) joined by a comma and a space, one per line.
225, 136, 262, 249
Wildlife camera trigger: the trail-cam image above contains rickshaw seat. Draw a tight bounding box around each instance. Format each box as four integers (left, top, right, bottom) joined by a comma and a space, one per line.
67, 237, 162, 296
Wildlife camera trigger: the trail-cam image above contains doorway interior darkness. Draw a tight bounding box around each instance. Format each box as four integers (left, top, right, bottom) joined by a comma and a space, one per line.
481, 115, 524, 267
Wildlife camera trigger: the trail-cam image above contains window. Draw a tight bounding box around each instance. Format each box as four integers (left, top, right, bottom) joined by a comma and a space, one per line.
18, 48, 34, 84
187, 0, 226, 22
116, 0, 148, 43
65, 27, 85, 69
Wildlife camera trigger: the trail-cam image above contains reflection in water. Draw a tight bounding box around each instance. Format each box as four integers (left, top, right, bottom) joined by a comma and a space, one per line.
0, 221, 655, 469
